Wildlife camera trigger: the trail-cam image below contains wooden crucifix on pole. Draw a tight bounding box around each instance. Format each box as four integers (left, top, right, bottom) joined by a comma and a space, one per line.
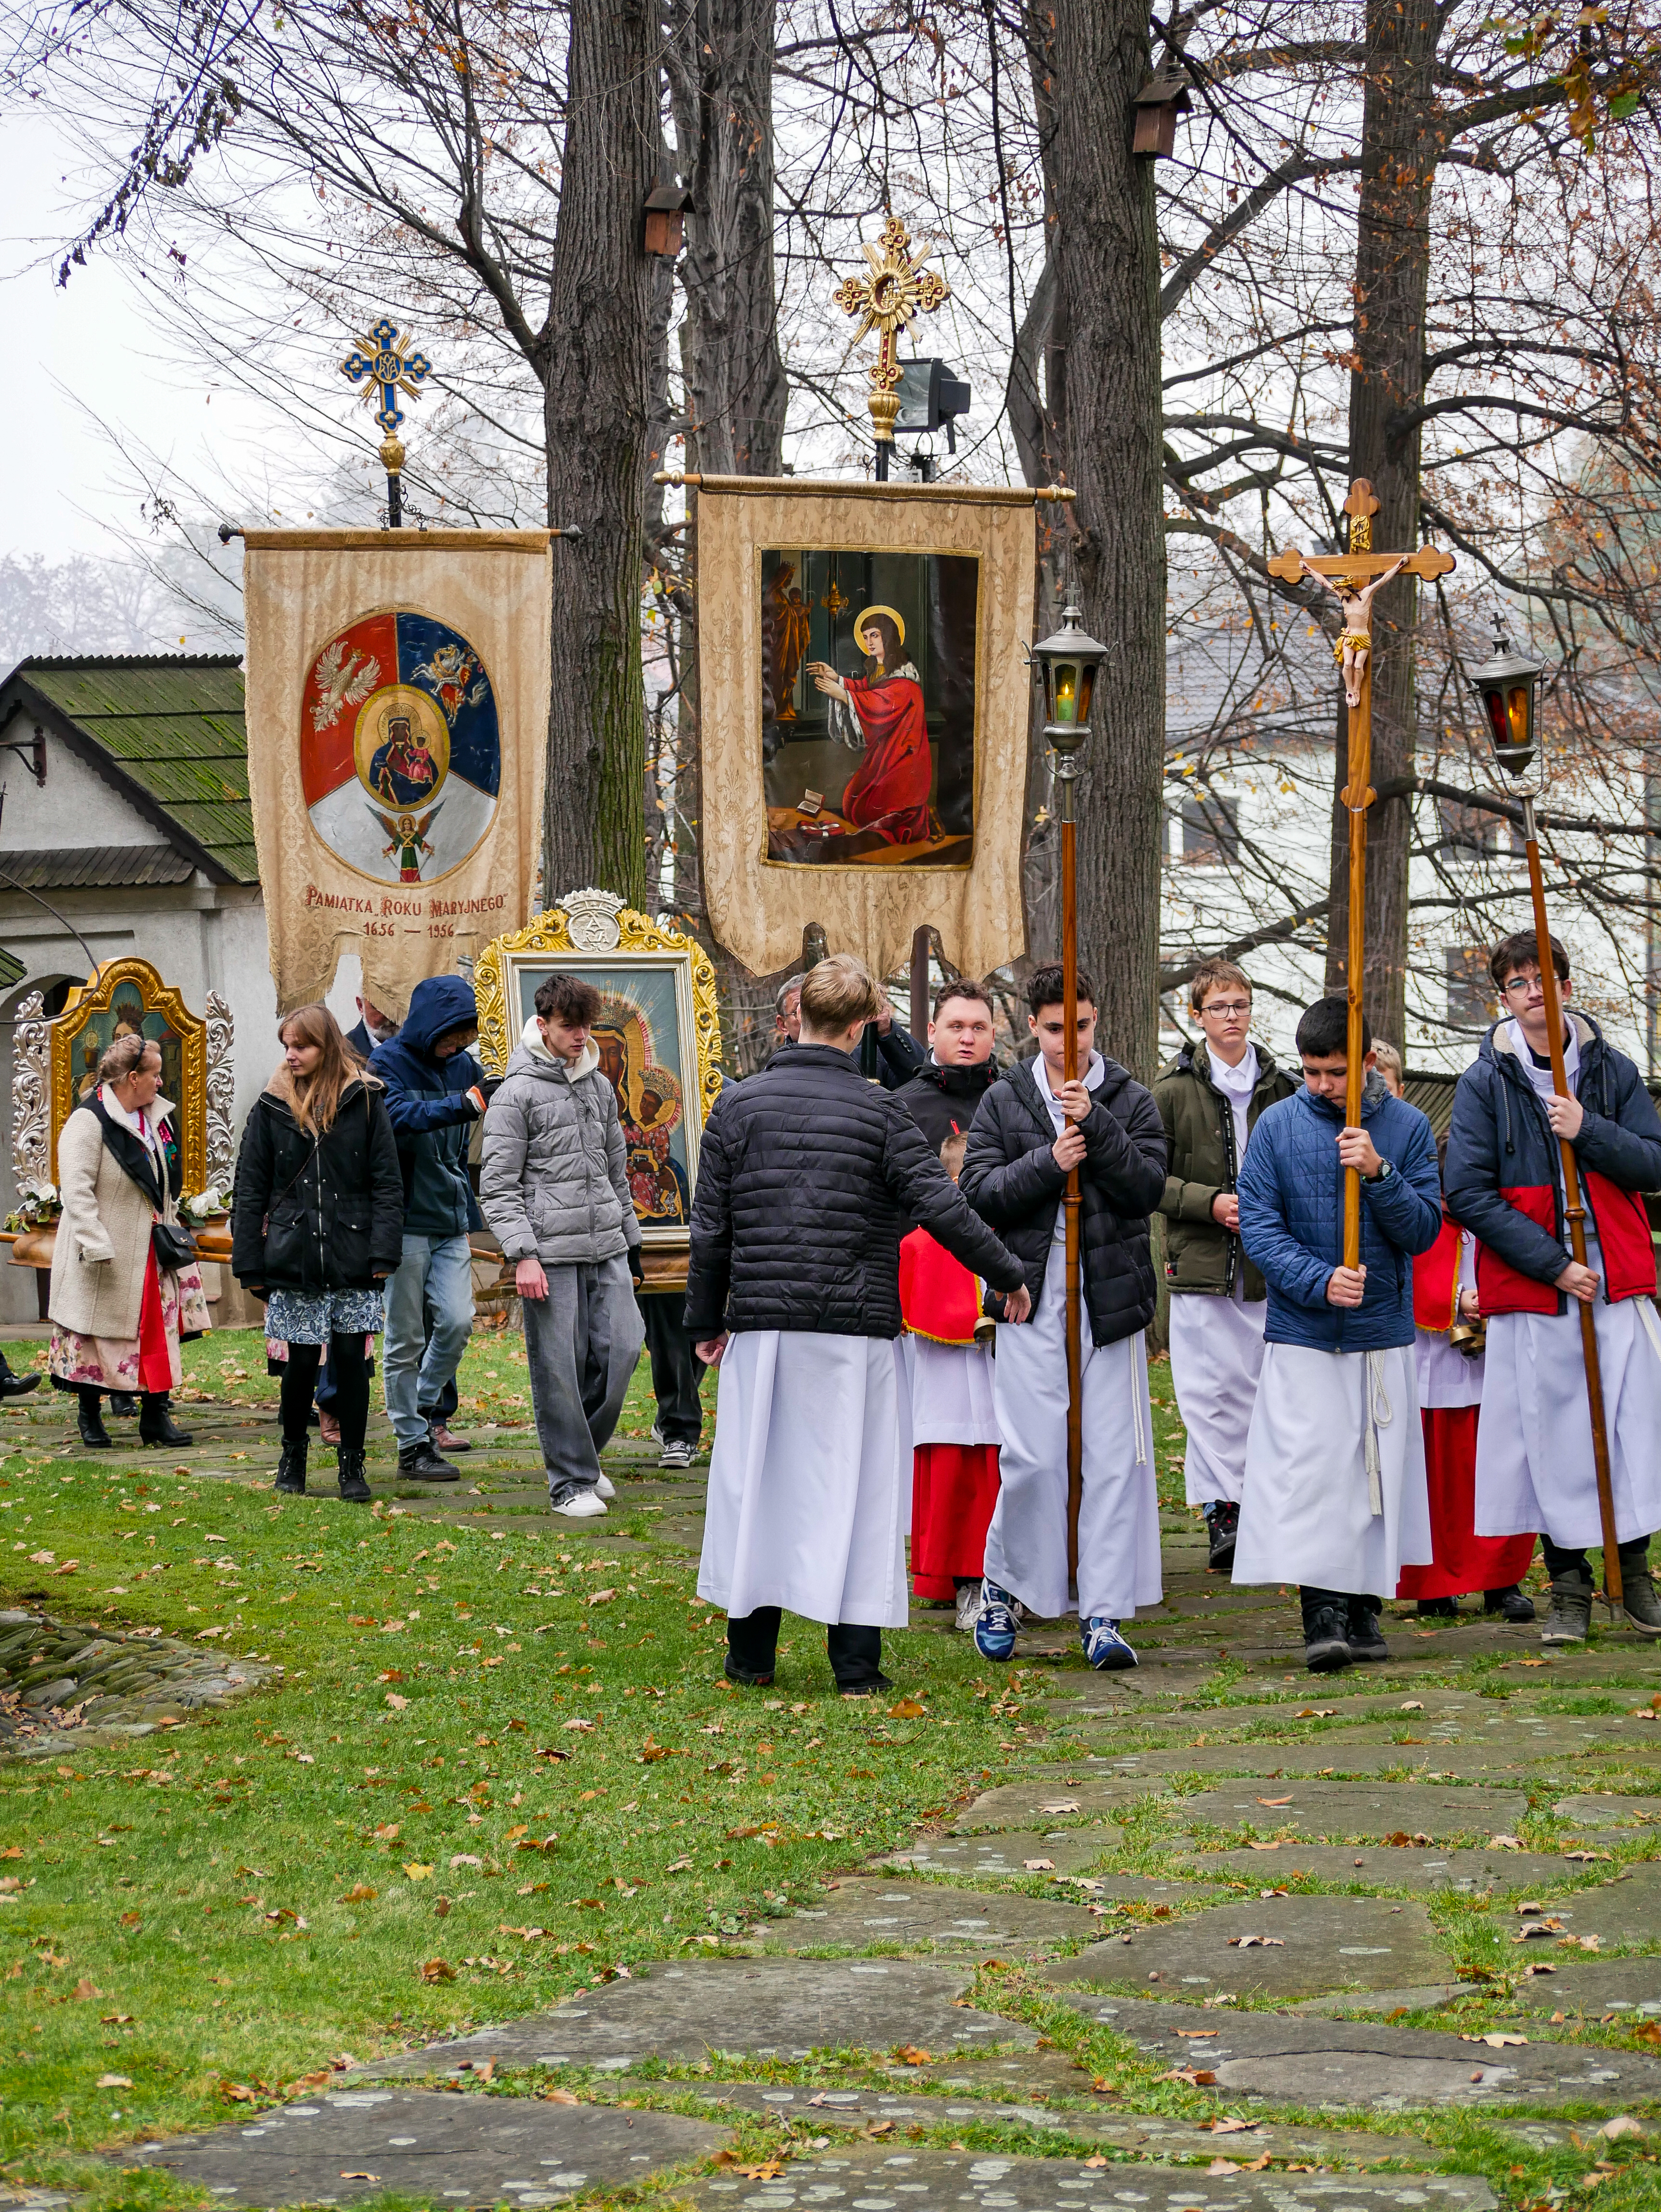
1267, 481, 1455, 1265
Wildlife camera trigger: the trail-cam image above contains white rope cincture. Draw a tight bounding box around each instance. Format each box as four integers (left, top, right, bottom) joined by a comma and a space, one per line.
1133, 1332, 1148, 1468
1362, 1349, 1394, 1517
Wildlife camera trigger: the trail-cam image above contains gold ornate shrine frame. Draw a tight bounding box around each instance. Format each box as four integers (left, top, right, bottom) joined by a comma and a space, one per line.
473, 902, 723, 1251
49, 958, 209, 1195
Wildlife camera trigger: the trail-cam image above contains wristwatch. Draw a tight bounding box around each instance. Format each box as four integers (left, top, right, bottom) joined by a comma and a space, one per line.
1368, 1158, 1393, 1184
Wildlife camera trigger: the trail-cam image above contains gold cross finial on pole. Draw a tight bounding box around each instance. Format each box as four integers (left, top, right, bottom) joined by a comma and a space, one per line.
832, 214, 950, 456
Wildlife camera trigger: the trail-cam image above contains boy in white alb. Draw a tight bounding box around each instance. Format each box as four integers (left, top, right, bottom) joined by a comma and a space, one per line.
1444, 930, 1661, 1645
1153, 960, 1294, 1572
1234, 996, 1442, 1672
958, 964, 1167, 1670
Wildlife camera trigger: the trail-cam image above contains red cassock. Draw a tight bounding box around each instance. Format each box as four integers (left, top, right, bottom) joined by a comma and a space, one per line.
1396, 1218, 1535, 1601
841, 674, 932, 844
899, 1227, 1000, 1602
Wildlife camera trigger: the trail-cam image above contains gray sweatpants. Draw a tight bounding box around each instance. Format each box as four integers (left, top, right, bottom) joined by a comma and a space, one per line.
522, 1254, 646, 1497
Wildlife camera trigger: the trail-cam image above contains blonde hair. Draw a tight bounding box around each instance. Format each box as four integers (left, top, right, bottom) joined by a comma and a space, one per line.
799, 953, 881, 1035
98, 1032, 159, 1085
1188, 958, 1253, 1015
1372, 1039, 1404, 1083
278, 1003, 368, 1134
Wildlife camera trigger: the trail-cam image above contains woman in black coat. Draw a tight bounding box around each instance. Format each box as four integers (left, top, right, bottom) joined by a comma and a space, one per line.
232, 1004, 404, 1502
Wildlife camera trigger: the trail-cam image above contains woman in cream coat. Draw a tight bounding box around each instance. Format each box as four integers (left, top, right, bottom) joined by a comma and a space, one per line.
48, 1033, 209, 1450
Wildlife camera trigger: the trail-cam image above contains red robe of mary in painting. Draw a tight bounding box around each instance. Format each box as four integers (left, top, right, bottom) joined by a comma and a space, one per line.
841, 672, 932, 844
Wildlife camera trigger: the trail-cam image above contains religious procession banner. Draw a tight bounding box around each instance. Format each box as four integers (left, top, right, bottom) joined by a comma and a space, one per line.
690, 478, 1039, 982
241, 529, 552, 1015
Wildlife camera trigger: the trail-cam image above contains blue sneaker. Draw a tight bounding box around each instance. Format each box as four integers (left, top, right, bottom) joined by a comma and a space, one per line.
973, 1580, 1020, 1662
1081, 1616, 1139, 1670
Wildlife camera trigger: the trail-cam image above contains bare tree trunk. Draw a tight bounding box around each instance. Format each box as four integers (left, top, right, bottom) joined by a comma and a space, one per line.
1033, 0, 1166, 1081
1325, 0, 1443, 1048
542, 0, 659, 907
666, 0, 787, 477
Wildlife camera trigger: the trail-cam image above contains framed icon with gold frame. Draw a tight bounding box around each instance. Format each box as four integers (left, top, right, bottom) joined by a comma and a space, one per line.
50, 958, 208, 1194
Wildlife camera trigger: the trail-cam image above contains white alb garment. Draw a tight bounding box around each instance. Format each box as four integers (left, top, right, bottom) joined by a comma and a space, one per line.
1169, 1279, 1266, 1505
1415, 1226, 1484, 1410
1475, 1231, 1661, 1548
698, 1330, 911, 1627
1234, 1342, 1431, 1591
983, 1230, 1163, 1620
905, 1335, 1001, 1447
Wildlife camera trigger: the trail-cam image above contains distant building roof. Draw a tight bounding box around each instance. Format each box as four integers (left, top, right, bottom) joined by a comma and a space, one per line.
0, 845, 198, 890
0, 655, 254, 885
0, 946, 23, 993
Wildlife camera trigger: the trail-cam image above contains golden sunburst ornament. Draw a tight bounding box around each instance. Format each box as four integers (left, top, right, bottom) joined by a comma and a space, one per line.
832, 214, 951, 449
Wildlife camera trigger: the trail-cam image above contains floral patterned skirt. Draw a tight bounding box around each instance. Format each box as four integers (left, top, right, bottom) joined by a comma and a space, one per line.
264, 1286, 384, 1348
51, 1256, 211, 1394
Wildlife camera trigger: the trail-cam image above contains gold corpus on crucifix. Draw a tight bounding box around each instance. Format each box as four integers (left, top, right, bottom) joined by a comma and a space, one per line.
1267, 480, 1456, 1266
832, 214, 950, 455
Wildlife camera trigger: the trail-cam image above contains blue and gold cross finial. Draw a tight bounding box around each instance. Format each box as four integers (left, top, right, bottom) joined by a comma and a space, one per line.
341, 316, 433, 433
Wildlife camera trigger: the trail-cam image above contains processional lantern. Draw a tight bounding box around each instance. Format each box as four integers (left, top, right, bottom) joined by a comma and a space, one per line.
1031, 595, 1109, 755
1470, 620, 1546, 786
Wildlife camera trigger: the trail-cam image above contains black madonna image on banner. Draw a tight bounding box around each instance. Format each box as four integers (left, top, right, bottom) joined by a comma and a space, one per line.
760, 548, 979, 868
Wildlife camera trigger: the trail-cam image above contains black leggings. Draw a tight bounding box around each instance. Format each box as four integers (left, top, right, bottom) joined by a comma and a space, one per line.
1543, 1534, 1650, 1580
281, 1336, 370, 1451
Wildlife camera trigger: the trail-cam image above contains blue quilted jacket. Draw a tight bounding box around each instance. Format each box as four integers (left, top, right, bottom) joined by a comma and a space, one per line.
1236, 1076, 1443, 1351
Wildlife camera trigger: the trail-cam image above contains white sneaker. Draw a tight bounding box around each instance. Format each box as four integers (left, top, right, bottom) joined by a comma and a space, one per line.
551, 1488, 607, 1519
659, 1438, 694, 1469
954, 1582, 982, 1633
594, 1473, 616, 1500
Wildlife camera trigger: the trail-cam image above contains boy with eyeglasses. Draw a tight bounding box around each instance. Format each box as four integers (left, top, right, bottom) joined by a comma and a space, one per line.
1154, 960, 1295, 1572
1444, 931, 1661, 1644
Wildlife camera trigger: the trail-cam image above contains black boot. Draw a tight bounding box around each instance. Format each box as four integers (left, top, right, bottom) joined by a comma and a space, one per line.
0, 1365, 40, 1400
1483, 1585, 1536, 1622
1207, 1500, 1239, 1573
274, 1435, 309, 1495
107, 1391, 139, 1418
1300, 1588, 1353, 1673
76, 1390, 112, 1450
138, 1394, 193, 1447
1416, 1595, 1459, 1620
397, 1437, 460, 1484
1347, 1595, 1389, 1661
337, 1447, 372, 1504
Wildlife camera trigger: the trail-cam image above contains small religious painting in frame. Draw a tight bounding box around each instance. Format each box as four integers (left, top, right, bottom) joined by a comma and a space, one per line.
49, 957, 208, 1195
761, 547, 979, 866
473, 893, 723, 1249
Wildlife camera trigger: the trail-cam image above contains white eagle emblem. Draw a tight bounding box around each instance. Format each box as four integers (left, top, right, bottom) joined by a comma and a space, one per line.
310, 641, 381, 732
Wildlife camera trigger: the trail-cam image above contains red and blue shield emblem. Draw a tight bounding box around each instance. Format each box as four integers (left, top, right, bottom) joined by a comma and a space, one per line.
300, 610, 501, 884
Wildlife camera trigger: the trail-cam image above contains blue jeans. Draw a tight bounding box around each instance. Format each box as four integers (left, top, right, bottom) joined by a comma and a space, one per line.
383, 1233, 474, 1450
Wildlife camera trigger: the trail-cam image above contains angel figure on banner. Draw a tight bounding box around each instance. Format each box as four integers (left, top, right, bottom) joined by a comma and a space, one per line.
1307, 553, 1411, 709
376, 805, 443, 882
804, 606, 932, 845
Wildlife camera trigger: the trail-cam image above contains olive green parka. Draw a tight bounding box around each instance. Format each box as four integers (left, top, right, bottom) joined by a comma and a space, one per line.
1153, 1038, 1295, 1297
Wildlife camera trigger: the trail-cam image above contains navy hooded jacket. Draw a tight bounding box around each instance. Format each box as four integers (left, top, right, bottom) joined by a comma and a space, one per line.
369, 975, 485, 1238
1236, 1074, 1443, 1351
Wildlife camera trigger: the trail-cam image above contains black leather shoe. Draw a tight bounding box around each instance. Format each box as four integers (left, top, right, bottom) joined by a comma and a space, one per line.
274, 1437, 309, 1495
0, 1369, 40, 1400
107, 1391, 139, 1418
1207, 1500, 1239, 1573
138, 1396, 194, 1447
838, 1673, 897, 1698
337, 1448, 372, 1504
1347, 1598, 1389, 1661
724, 1659, 776, 1687
1416, 1595, 1459, 1620
396, 1438, 460, 1483
1484, 1585, 1536, 1622
76, 1393, 112, 1450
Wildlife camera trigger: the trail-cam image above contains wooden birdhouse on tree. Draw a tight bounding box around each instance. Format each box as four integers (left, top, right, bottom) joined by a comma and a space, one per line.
1133, 66, 1191, 158
642, 184, 694, 258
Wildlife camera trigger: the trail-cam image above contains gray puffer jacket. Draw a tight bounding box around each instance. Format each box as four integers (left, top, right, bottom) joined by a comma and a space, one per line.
479, 1020, 642, 1266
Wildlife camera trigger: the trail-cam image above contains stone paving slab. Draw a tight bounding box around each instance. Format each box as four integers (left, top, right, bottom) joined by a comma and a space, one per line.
1045, 1894, 1446, 2000
1172, 1845, 1609, 1894
1556, 1794, 1660, 1829
609, 2079, 1449, 2168
762, 1878, 1096, 1956
117, 2085, 727, 2209
957, 1777, 1530, 1842
1504, 1958, 1661, 2013
1498, 1864, 1661, 1948
353, 1959, 1041, 2077
1048, 1990, 1661, 2110
685, 2145, 1497, 2212
887, 1833, 1153, 1880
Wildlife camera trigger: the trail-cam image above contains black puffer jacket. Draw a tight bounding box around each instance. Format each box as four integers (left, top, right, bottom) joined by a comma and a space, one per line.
683, 1042, 1024, 1339
232, 1070, 405, 1294
959, 1053, 1167, 1346
893, 1059, 999, 1151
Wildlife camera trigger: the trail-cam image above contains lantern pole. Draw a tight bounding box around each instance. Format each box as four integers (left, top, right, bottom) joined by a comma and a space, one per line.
1472, 622, 1622, 1610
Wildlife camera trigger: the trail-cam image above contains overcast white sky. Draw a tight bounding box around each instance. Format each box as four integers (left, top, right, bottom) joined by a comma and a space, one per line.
2, 106, 290, 567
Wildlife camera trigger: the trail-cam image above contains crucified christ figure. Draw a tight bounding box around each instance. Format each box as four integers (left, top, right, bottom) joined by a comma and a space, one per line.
1309, 553, 1411, 708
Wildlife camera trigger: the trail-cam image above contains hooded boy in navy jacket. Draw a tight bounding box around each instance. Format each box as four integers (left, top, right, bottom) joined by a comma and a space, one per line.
1234, 996, 1442, 1671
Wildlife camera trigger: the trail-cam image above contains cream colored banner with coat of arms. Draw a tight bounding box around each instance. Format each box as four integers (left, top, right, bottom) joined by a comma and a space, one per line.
242, 529, 551, 1017
692, 478, 1036, 982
